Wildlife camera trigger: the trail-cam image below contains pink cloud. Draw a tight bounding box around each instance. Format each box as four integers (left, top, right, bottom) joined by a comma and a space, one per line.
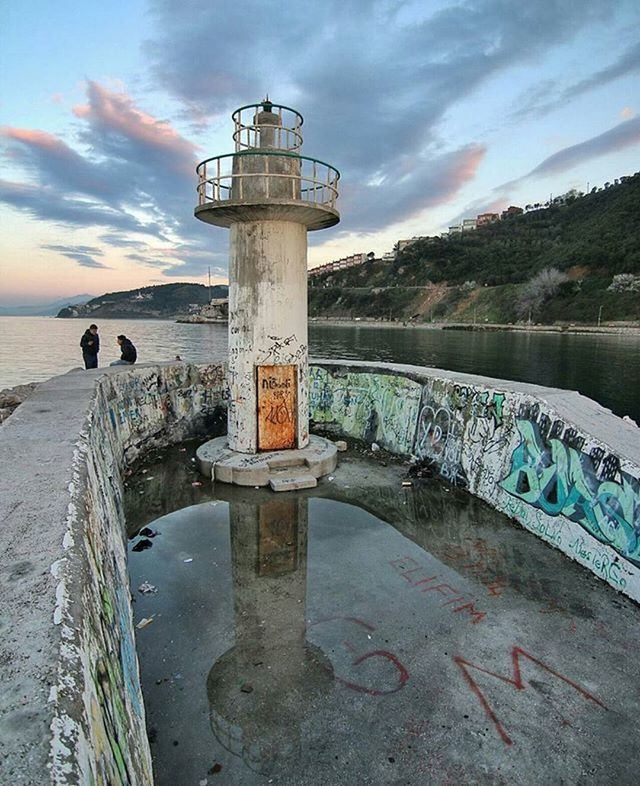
73, 81, 198, 175
2, 127, 74, 156
443, 144, 486, 199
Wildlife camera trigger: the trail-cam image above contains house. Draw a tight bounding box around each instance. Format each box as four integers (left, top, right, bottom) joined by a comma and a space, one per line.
462, 218, 477, 231
477, 212, 499, 226
501, 205, 523, 219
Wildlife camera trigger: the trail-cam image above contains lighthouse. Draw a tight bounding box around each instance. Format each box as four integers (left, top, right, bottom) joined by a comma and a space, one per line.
195, 100, 340, 489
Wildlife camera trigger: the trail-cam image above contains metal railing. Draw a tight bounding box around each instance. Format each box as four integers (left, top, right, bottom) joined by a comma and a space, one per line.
196, 151, 340, 209
232, 103, 304, 152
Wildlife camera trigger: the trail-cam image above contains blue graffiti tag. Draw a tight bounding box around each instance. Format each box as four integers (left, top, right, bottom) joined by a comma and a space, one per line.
500, 419, 640, 566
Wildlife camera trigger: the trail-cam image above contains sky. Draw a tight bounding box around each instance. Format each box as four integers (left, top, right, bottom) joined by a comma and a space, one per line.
1, 0, 639, 305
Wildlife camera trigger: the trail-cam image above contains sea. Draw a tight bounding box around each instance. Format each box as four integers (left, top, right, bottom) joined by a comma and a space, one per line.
0, 316, 638, 424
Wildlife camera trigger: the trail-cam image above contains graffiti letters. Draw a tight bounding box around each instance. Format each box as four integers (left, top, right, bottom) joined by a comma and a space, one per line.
500, 419, 640, 565
454, 646, 607, 745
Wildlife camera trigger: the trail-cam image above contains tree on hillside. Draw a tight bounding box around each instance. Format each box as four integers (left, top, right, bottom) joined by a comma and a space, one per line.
516, 268, 568, 322
608, 274, 640, 292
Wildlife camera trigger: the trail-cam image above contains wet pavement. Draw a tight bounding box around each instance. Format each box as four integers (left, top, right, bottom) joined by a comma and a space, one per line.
125, 444, 640, 786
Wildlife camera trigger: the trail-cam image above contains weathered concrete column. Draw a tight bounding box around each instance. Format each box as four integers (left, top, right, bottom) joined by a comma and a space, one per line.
228, 220, 308, 452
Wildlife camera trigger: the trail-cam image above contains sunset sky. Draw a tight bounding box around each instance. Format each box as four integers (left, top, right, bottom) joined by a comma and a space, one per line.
1, 0, 639, 305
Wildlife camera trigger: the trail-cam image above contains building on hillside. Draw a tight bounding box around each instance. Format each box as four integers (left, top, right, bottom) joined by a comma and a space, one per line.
381, 251, 395, 261
501, 205, 523, 219
462, 218, 477, 232
395, 236, 430, 252
308, 252, 366, 278
477, 212, 499, 226
448, 225, 462, 235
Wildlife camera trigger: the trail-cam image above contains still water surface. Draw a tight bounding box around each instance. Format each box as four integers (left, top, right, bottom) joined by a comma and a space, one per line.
126, 445, 640, 785
1, 317, 638, 423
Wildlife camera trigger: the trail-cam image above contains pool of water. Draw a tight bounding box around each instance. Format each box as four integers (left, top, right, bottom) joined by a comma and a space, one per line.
125, 444, 640, 786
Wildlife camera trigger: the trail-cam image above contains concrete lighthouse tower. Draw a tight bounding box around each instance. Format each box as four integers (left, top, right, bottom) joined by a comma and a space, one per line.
195, 100, 340, 490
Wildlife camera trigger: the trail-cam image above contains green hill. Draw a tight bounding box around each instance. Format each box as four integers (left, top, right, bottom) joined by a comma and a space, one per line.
309, 172, 640, 324
57, 283, 229, 319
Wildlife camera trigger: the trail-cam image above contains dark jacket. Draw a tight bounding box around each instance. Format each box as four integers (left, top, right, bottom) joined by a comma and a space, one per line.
80, 330, 99, 356
120, 338, 137, 363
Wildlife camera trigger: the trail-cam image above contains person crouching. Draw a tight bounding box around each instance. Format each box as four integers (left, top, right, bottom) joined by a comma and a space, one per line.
110, 334, 137, 366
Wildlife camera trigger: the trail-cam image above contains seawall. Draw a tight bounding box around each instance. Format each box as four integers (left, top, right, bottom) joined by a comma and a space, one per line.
1, 359, 638, 784
310, 361, 640, 600
0, 364, 226, 786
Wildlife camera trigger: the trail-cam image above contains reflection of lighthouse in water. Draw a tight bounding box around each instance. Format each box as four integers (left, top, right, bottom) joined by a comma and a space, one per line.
207, 497, 333, 775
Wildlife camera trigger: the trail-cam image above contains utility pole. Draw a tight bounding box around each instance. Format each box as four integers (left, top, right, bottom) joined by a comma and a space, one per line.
598, 304, 603, 327
208, 266, 212, 303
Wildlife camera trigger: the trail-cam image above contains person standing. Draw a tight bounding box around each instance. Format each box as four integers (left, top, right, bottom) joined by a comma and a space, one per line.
80, 324, 100, 369
110, 334, 137, 366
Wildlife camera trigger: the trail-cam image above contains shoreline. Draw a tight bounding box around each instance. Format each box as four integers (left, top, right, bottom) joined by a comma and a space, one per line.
309, 318, 640, 336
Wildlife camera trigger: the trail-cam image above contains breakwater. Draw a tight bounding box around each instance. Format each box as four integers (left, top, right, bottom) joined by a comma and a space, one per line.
1, 360, 638, 784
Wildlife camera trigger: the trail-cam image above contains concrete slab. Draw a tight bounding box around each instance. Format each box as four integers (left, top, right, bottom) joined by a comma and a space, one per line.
269, 473, 318, 492
196, 434, 338, 489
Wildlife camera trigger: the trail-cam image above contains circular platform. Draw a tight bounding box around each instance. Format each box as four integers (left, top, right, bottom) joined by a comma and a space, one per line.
194, 200, 339, 231
196, 435, 338, 491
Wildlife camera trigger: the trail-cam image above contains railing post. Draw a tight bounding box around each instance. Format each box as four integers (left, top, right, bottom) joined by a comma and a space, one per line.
266, 155, 270, 199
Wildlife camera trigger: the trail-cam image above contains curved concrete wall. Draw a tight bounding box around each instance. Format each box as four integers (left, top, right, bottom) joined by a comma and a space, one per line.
310, 361, 640, 602
1, 358, 638, 784
0, 364, 226, 786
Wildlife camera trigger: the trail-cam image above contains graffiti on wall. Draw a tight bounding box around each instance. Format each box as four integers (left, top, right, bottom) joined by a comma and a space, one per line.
412, 384, 508, 487
309, 368, 422, 455
500, 405, 640, 566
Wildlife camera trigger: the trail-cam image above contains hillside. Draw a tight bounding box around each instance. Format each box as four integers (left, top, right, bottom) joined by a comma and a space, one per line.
56, 283, 229, 319
309, 172, 640, 324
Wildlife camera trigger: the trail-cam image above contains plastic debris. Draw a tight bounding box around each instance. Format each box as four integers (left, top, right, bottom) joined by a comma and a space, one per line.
136, 617, 154, 629
183, 558, 193, 563
335, 440, 348, 452
371, 442, 381, 452
138, 582, 157, 594
191, 481, 203, 487
402, 480, 413, 487
327, 476, 334, 481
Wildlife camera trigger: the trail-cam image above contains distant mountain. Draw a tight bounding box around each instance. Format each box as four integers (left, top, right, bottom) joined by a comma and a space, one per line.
56, 283, 229, 319
0, 294, 95, 317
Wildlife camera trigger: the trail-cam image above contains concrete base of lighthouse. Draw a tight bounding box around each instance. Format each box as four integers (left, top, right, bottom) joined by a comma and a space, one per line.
196, 435, 338, 492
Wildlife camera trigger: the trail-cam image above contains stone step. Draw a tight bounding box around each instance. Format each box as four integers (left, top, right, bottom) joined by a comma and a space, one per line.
267, 455, 308, 470
269, 473, 318, 492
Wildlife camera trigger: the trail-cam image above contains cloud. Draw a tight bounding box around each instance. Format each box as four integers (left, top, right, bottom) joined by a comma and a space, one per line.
0, 82, 221, 274
340, 143, 486, 231
142, 0, 621, 233
561, 40, 640, 102
0, 179, 164, 236
510, 40, 640, 121
515, 115, 640, 182
42, 244, 111, 269
449, 116, 640, 224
